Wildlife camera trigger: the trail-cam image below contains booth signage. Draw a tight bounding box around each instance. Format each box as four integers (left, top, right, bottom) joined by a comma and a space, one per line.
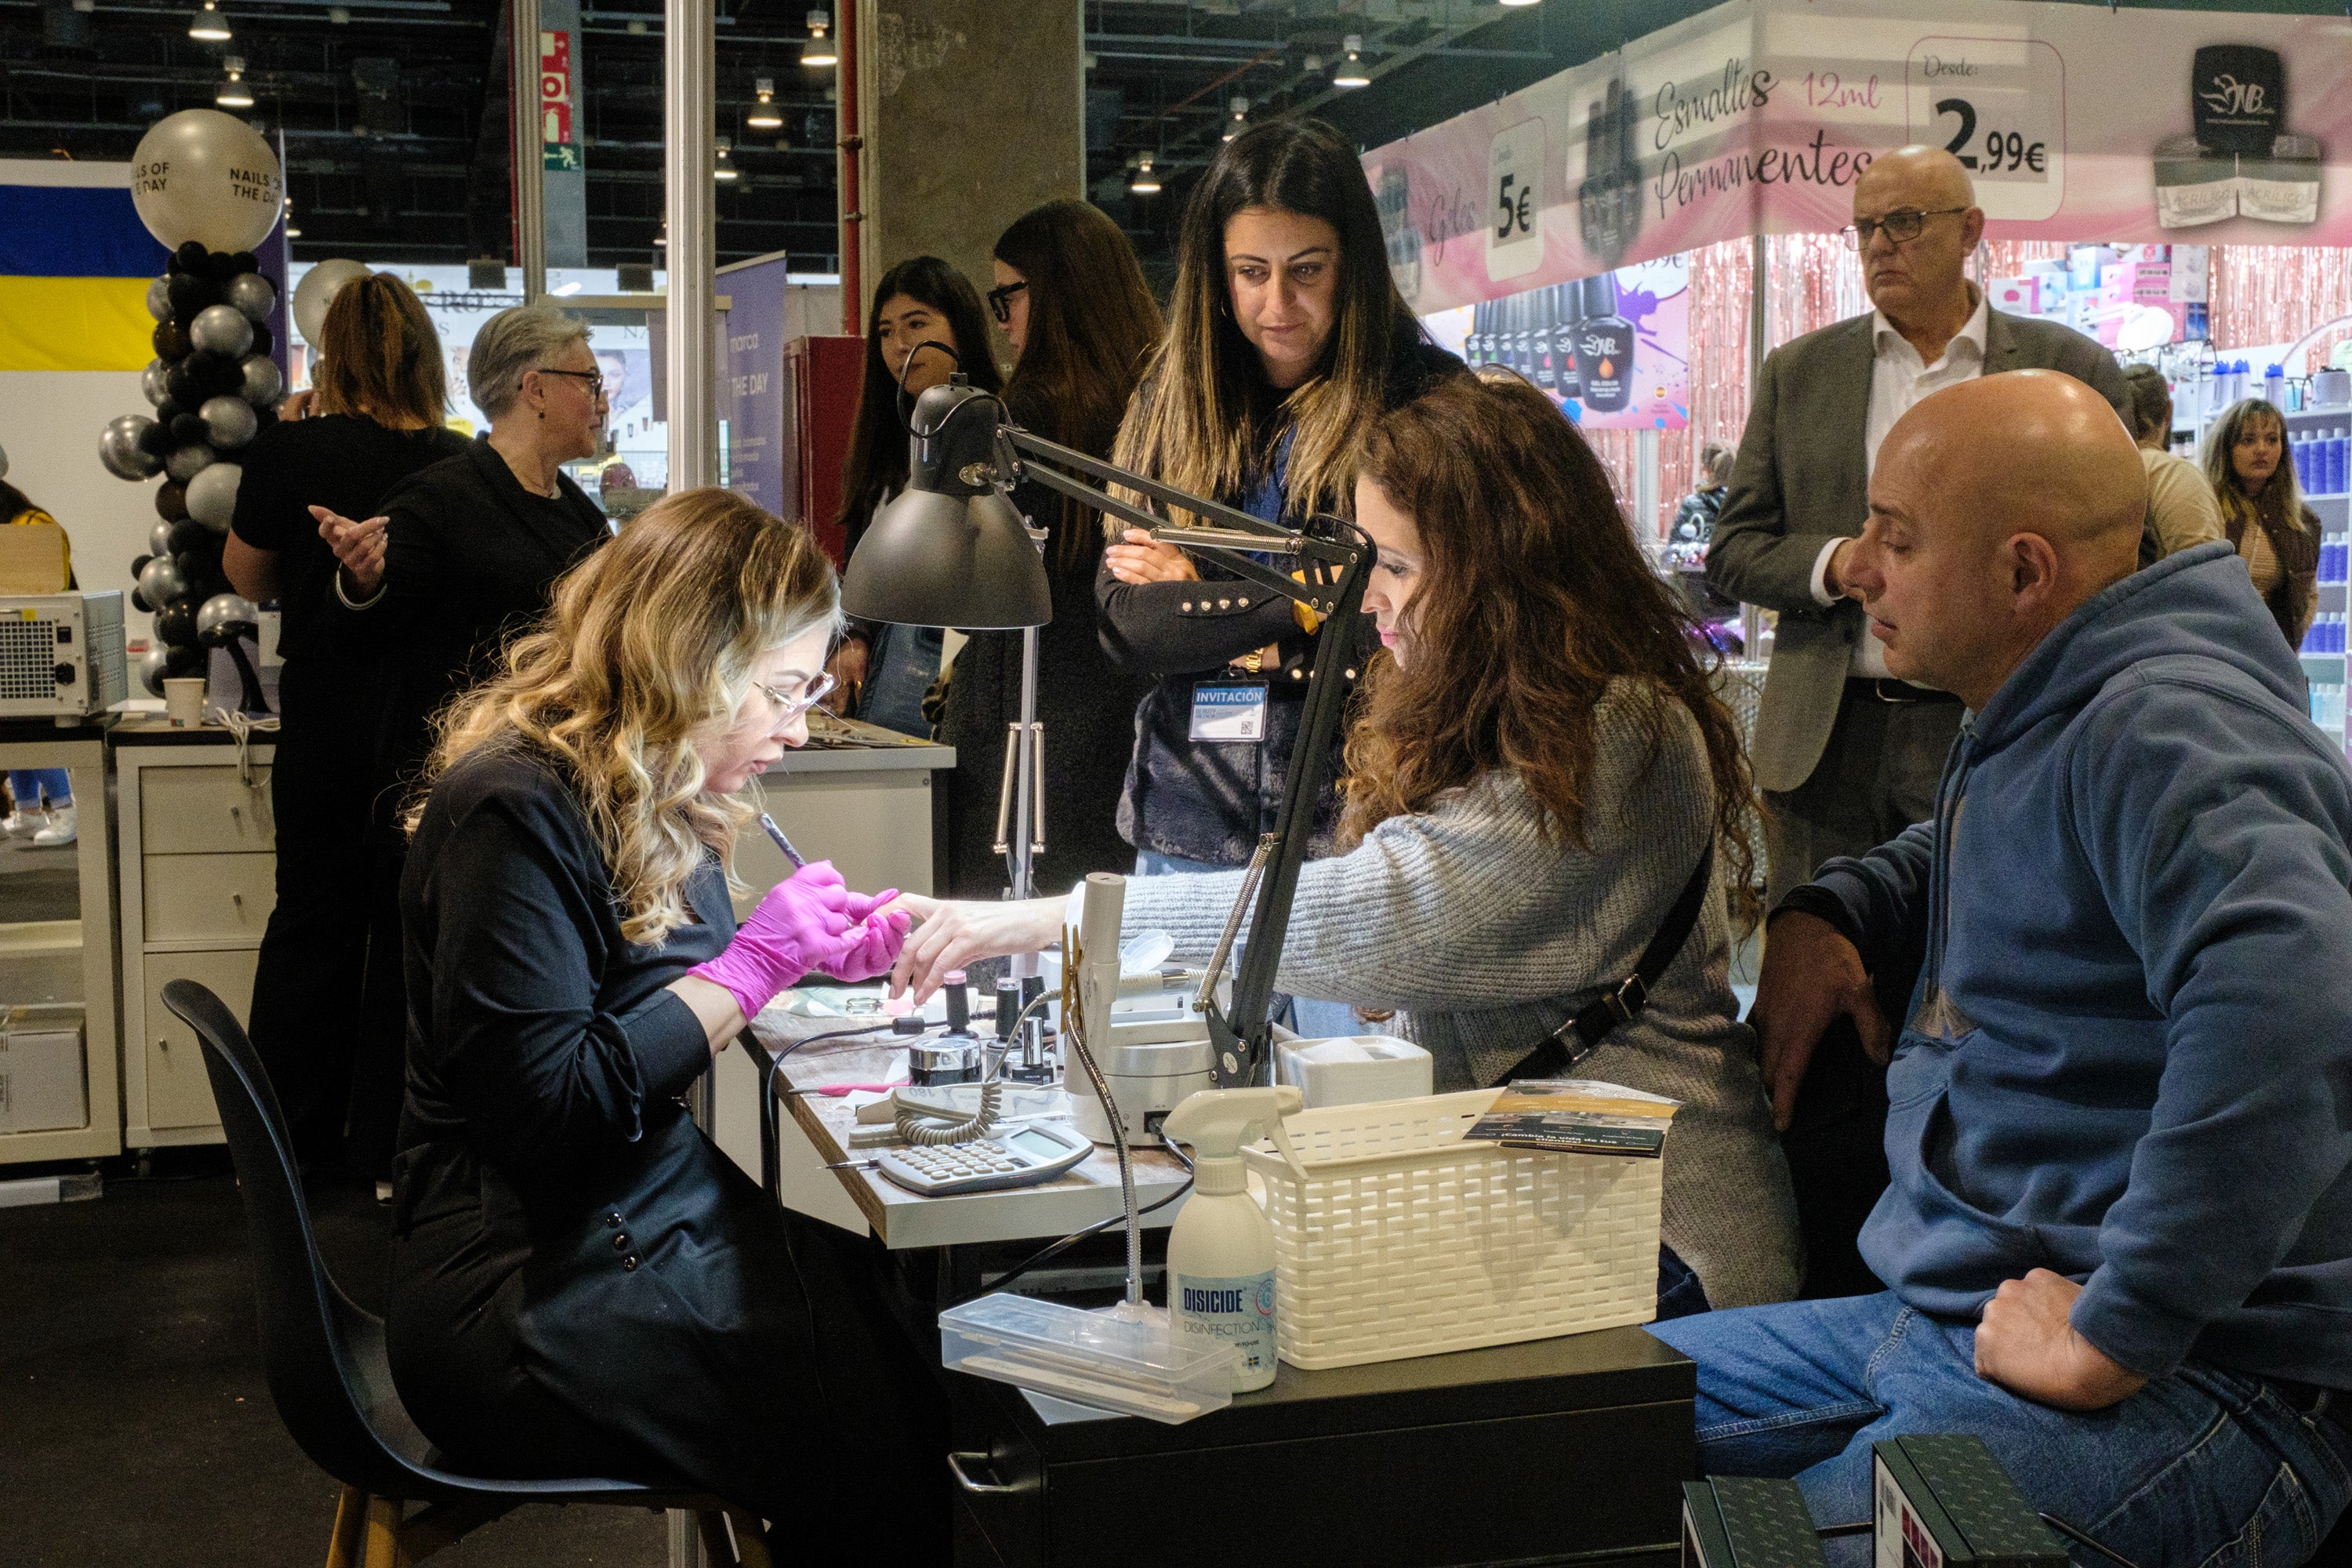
541, 29, 579, 172
1367, 0, 2352, 313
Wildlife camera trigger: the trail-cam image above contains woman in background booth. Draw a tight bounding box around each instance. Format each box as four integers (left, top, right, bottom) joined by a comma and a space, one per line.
891, 372, 1802, 1316
829, 257, 1002, 735
2119, 361, 2223, 561
386, 488, 912, 1546
2205, 396, 2319, 652
313, 302, 612, 1187
934, 201, 1160, 898
0, 447, 76, 848
225, 272, 467, 1174
1097, 118, 1461, 882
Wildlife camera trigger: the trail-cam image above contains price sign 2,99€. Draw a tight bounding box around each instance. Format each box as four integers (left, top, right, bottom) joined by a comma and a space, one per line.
1487, 118, 1546, 281
1905, 35, 2065, 221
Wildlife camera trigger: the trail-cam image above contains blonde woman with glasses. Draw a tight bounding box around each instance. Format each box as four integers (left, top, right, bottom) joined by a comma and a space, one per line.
382, 488, 911, 1544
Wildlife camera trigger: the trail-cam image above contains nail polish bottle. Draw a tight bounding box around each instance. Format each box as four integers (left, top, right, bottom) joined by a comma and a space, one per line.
1574, 274, 1634, 415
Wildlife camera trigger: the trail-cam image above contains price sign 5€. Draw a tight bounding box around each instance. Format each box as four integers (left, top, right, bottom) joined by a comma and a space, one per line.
1904, 36, 2065, 222
1487, 118, 1546, 281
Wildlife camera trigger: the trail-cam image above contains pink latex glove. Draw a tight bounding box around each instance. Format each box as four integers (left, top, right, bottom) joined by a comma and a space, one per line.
818, 908, 912, 983
688, 860, 855, 1020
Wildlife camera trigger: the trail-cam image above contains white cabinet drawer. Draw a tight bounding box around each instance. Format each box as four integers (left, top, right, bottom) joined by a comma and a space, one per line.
140, 764, 274, 855
144, 853, 276, 943
140, 948, 258, 1132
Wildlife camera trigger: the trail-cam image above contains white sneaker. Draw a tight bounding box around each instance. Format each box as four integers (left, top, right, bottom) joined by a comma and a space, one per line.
31, 804, 75, 847
0, 808, 34, 836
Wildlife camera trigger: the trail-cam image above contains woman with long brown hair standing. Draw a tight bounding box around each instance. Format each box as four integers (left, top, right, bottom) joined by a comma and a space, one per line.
887, 373, 1801, 1315
934, 200, 1161, 896
224, 271, 466, 1175
2205, 397, 2320, 652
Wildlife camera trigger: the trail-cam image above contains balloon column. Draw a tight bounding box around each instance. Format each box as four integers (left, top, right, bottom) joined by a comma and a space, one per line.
101, 108, 289, 702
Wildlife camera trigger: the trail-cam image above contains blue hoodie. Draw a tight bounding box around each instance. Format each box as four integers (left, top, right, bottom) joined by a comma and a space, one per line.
1809, 541, 2352, 1385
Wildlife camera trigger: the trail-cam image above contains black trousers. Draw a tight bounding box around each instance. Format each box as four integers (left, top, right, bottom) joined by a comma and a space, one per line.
245, 659, 380, 1173
1764, 681, 1955, 1298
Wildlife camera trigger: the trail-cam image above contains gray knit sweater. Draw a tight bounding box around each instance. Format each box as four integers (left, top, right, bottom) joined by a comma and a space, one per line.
1117, 681, 1802, 1308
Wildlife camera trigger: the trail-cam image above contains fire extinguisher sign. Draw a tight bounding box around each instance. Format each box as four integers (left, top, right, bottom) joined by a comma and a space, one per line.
542, 30, 580, 172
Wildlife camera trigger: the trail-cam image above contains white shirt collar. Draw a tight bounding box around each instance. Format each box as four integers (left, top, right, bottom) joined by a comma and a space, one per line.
1872, 284, 1989, 368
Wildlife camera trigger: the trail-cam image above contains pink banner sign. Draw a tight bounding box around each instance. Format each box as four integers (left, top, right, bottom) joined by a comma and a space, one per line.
1368, 0, 2352, 314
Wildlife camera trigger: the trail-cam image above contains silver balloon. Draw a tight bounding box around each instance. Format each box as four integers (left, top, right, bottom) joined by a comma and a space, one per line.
146, 275, 172, 321
101, 415, 162, 481
142, 358, 170, 408
189, 303, 255, 359
150, 520, 176, 557
195, 592, 261, 647
185, 460, 242, 531
199, 394, 257, 450
137, 553, 190, 608
239, 353, 285, 408
138, 646, 172, 699
165, 443, 216, 484
225, 271, 276, 322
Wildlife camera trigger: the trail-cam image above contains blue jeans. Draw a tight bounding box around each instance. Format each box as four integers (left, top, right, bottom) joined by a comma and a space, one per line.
7, 768, 69, 809
1650, 1292, 2352, 1567
858, 623, 942, 739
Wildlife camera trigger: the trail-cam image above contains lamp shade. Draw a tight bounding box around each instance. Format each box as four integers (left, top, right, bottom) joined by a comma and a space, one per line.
840, 486, 1051, 629
839, 380, 1051, 629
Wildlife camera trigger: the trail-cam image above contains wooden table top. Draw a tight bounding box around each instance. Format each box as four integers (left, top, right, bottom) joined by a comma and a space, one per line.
750, 995, 1192, 1251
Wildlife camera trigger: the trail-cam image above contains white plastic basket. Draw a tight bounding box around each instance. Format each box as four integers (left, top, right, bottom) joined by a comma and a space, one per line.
1240, 1088, 1663, 1370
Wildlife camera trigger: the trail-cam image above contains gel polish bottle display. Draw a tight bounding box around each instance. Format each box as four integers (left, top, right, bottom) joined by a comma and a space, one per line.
1577, 78, 1642, 269
1534, 285, 1559, 392
1550, 281, 1584, 400
1465, 300, 1489, 366
1513, 291, 1538, 379
1574, 274, 1634, 414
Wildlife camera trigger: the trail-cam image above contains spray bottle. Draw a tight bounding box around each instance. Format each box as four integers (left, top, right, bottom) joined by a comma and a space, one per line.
1160, 1085, 1302, 1393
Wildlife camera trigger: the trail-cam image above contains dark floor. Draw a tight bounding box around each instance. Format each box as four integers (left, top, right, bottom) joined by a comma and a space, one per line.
0, 1154, 668, 1567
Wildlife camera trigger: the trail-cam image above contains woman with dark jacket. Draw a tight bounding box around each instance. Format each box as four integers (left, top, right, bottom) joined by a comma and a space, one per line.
1098, 117, 1463, 880
313, 302, 612, 1181
224, 272, 466, 1173
2204, 397, 2321, 652
387, 488, 909, 1541
934, 201, 1161, 897
828, 257, 1002, 735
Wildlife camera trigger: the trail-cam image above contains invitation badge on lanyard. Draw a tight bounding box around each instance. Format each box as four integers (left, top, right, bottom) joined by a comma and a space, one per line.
1190, 682, 1269, 744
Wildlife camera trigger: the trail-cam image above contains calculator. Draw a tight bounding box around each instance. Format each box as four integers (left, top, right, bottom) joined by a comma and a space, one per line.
874, 1120, 1094, 1196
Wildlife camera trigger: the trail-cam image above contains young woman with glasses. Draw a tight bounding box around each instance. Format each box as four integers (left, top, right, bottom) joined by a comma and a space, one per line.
310, 302, 615, 1187
385, 488, 913, 1551
829, 256, 1003, 735
930, 200, 1163, 898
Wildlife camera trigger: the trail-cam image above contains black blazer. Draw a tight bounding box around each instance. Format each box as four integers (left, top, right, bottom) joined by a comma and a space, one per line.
332, 440, 609, 826
384, 745, 830, 1512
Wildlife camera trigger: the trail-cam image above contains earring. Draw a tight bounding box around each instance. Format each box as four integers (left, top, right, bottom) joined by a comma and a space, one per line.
537, 411, 545, 420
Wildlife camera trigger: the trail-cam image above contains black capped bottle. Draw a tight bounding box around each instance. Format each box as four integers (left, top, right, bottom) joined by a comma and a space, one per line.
1551, 281, 1584, 401
1575, 274, 1634, 414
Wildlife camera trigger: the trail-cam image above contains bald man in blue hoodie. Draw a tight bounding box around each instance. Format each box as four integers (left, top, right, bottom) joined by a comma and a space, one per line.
1653, 370, 2352, 1566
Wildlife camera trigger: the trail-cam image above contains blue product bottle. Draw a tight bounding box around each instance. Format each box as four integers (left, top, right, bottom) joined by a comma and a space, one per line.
2329, 426, 2348, 495
2267, 364, 2287, 405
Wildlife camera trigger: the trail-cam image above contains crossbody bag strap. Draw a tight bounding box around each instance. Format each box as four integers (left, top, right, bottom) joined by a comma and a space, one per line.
1492, 841, 1716, 1087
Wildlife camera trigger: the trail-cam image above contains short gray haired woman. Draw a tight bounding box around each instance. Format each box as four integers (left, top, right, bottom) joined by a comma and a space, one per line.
307, 300, 615, 1183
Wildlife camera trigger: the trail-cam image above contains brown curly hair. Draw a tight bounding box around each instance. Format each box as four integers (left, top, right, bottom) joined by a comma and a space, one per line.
1340, 370, 1759, 927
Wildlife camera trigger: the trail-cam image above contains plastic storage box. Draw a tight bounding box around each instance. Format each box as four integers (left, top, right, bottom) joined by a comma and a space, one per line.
939, 1294, 1236, 1425
1242, 1088, 1664, 1370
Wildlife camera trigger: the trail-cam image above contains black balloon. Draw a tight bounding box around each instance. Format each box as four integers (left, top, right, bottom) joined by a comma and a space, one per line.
154, 601, 198, 645
131, 588, 153, 614
167, 273, 218, 321
153, 321, 191, 359
173, 241, 208, 274
206, 250, 241, 283
198, 354, 244, 397
170, 412, 207, 446
137, 419, 175, 458
167, 517, 212, 554
167, 364, 203, 408
230, 251, 257, 274
249, 323, 274, 359
165, 643, 205, 677
155, 481, 189, 521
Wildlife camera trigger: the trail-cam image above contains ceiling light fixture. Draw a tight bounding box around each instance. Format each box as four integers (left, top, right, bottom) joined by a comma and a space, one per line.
746, 75, 783, 129
714, 138, 739, 181
1223, 95, 1248, 142
1499, 0, 1541, 7
1130, 154, 1160, 195
801, 9, 836, 67
1333, 36, 1370, 88
550, 280, 583, 296
188, 1, 230, 41
216, 56, 254, 107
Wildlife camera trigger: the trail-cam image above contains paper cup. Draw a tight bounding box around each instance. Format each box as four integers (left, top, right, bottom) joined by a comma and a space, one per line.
164, 677, 208, 728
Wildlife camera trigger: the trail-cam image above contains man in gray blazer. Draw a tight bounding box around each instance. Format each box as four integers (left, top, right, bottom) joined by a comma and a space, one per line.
1708, 146, 2129, 1294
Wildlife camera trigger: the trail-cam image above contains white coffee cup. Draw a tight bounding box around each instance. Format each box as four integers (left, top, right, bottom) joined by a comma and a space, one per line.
163, 677, 208, 728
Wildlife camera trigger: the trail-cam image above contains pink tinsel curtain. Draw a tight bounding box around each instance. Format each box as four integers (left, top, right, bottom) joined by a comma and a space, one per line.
2210, 247, 2352, 372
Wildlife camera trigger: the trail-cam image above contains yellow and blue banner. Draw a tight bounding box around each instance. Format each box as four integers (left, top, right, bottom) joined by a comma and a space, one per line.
0, 161, 170, 372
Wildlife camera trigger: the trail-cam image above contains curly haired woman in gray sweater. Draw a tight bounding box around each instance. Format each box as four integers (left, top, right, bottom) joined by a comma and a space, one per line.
891, 371, 1800, 1311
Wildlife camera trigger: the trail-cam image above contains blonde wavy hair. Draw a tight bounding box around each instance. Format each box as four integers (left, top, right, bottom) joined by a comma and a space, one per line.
409, 488, 840, 946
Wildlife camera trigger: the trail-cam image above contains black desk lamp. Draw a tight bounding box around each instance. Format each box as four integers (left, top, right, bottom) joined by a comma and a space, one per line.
841, 370, 1371, 1088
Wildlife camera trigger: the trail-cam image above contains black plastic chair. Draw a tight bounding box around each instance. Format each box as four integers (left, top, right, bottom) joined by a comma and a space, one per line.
163, 978, 771, 1568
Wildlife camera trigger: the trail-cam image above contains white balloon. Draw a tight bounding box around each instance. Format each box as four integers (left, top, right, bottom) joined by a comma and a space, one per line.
150, 520, 176, 557
165, 443, 216, 484
129, 110, 283, 254
146, 276, 172, 321
196, 592, 262, 646
200, 394, 258, 449
186, 460, 242, 530
142, 358, 170, 407
139, 647, 172, 698
225, 271, 276, 322
240, 354, 285, 408
190, 303, 255, 358
101, 415, 162, 481
291, 259, 371, 346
